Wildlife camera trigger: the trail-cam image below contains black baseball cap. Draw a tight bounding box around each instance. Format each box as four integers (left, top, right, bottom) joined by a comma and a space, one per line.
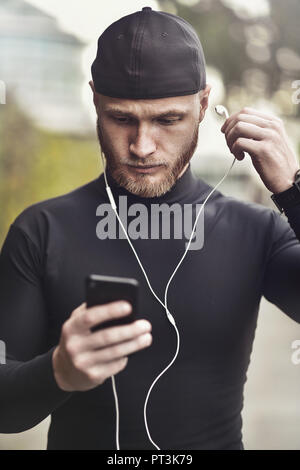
91, 6, 206, 100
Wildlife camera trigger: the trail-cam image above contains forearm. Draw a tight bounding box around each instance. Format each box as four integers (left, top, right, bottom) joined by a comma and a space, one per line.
0, 347, 72, 433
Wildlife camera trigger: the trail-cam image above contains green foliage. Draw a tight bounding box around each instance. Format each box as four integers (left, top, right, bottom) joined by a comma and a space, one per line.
0, 94, 101, 246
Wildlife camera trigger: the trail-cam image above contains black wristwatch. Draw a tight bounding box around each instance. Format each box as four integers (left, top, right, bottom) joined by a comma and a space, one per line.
271, 169, 300, 213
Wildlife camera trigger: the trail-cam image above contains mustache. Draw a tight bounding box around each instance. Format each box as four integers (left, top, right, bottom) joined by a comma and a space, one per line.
125, 162, 167, 168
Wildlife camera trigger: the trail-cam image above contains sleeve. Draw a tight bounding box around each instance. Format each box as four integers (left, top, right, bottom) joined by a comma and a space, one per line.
262, 204, 300, 324
0, 224, 72, 433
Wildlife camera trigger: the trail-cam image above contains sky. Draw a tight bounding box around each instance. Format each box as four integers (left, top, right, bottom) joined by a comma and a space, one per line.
26, 0, 159, 42
26, 0, 270, 39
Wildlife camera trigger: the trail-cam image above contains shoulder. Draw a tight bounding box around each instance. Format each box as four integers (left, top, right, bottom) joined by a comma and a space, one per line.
199, 178, 276, 226
10, 177, 100, 246
217, 193, 275, 219
210, 190, 297, 246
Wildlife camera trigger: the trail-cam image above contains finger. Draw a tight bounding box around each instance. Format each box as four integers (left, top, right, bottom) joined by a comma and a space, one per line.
235, 107, 282, 123
226, 121, 267, 151
78, 332, 152, 366
231, 137, 260, 160
83, 319, 152, 350
223, 114, 274, 137
221, 108, 281, 134
70, 302, 86, 319
72, 301, 132, 333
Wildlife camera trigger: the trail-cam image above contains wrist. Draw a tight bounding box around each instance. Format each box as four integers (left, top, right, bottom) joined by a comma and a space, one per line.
52, 346, 74, 392
271, 169, 300, 213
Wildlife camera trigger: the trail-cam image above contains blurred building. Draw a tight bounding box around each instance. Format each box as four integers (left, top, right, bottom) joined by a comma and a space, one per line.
0, 0, 93, 133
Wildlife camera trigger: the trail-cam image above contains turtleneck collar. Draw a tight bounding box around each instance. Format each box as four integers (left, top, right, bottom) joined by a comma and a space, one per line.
96, 162, 204, 206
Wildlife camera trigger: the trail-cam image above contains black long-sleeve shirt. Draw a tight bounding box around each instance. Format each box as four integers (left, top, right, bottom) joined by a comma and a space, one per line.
0, 163, 300, 450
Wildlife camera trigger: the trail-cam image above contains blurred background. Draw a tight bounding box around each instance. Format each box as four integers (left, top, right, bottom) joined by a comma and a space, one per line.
0, 0, 299, 450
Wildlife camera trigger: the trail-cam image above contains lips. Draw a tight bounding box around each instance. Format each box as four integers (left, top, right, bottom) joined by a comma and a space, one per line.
128, 164, 162, 174
131, 165, 160, 169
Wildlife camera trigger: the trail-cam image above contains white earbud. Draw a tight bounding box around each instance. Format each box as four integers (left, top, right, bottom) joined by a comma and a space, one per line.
215, 104, 229, 120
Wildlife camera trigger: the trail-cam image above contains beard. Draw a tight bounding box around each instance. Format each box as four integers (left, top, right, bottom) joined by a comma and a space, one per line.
96, 116, 199, 198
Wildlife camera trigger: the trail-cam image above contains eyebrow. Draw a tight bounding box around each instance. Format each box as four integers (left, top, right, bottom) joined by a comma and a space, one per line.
103, 107, 188, 119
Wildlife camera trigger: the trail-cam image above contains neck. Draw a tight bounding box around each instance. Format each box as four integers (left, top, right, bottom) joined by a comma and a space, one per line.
177, 162, 189, 179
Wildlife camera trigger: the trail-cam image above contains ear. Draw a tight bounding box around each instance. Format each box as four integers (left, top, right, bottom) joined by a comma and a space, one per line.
199, 84, 212, 122
89, 80, 99, 108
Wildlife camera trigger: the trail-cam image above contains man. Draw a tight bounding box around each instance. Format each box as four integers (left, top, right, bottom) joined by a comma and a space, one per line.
0, 6, 300, 450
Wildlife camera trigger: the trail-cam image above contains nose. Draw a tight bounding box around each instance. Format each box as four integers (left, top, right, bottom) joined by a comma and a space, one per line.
129, 124, 157, 159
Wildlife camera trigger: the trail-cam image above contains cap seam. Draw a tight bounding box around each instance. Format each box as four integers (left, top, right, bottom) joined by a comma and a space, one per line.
130, 14, 142, 93
136, 12, 147, 96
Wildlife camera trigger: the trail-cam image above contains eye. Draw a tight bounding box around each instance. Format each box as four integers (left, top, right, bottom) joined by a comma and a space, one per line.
113, 116, 131, 124
158, 119, 180, 125
111, 116, 180, 126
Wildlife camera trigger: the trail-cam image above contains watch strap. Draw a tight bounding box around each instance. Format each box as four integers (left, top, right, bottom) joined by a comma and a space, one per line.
271, 169, 300, 213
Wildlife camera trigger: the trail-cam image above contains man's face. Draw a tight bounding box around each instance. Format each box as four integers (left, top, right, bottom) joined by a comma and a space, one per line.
91, 85, 210, 198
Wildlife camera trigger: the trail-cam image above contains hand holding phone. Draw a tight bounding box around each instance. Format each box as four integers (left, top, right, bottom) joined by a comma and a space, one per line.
52, 275, 152, 392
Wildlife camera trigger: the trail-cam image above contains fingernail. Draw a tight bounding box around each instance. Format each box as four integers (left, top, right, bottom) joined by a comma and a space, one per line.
121, 302, 131, 313
138, 320, 151, 332
143, 333, 152, 345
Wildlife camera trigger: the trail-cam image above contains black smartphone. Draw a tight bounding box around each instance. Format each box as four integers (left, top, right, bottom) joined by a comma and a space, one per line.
85, 274, 139, 332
